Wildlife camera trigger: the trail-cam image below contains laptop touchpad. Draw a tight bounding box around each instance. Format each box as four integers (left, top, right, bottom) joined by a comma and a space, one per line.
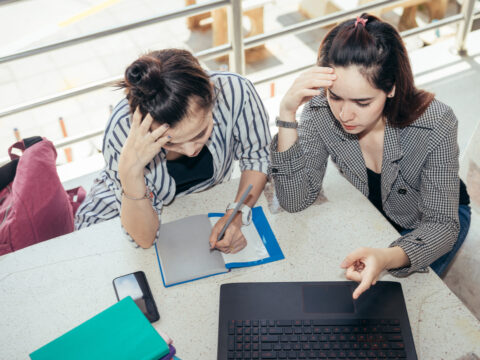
303, 285, 355, 313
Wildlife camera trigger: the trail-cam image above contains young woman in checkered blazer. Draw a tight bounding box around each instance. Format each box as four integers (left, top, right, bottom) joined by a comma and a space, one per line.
269, 14, 471, 299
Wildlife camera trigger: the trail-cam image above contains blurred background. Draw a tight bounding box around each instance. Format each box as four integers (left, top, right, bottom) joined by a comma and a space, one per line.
0, 0, 479, 319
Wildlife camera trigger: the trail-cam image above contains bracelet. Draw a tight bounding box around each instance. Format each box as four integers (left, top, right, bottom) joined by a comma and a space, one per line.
121, 187, 153, 201
275, 116, 298, 129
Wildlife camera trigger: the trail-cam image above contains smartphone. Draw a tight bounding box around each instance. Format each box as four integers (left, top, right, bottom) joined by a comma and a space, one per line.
112, 271, 160, 323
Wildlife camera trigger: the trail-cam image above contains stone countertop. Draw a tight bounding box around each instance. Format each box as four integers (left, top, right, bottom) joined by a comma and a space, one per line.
1, 164, 479, 359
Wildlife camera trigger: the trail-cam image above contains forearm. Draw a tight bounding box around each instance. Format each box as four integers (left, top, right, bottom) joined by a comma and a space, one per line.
236, 170, 267, 208
277, 110, 298, 152
115, 108, 171, 248
276, 66, 333, 151
381, 246, 410, 270
120, 173, 159, 248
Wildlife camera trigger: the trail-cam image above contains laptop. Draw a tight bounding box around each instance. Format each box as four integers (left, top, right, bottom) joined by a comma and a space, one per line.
217, 281, 417, 359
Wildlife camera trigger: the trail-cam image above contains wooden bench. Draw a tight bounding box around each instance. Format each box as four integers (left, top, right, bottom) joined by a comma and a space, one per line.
186, 0, 271, 63
299, 0, 449, 30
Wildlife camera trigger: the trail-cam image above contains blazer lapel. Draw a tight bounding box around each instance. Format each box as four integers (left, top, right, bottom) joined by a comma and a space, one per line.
381, 123, 403, 204
329, 121, 368, 188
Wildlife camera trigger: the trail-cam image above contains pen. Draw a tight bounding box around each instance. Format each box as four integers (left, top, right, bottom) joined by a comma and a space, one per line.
211, 184, 253, 250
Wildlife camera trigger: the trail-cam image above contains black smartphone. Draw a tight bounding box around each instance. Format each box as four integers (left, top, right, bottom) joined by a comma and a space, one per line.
112, 271, 160, 323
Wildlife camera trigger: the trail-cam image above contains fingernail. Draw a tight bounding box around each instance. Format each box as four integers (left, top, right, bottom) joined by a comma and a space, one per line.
340, 260, 347, 267
163, 124, 170, 129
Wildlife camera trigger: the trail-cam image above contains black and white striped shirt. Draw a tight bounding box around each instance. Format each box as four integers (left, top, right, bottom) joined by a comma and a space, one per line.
75, 72, 271, 240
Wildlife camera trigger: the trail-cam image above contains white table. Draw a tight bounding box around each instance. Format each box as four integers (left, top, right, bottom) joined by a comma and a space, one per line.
1, 165, 479, 359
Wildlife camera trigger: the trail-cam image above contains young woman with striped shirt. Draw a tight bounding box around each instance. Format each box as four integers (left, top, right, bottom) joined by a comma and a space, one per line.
75, 49, 271, 252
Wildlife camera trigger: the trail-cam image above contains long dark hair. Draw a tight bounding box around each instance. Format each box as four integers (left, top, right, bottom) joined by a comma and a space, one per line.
318, 13, 434, 127
118, 48, 214, 127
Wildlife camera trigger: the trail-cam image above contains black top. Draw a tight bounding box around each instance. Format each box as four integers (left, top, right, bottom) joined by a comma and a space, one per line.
366, 168, 470, 234
166, 146, 214, 195
459, 179, 470, 206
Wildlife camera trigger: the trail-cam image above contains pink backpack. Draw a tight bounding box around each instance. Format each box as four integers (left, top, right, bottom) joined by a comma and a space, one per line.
0, 137, 86, 255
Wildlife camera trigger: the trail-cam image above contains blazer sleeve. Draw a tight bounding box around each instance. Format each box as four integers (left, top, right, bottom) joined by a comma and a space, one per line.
268, 105, 330, 212
389, 107, 461, 276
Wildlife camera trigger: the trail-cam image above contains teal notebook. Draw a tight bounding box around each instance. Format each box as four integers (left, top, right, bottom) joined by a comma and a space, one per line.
30, 297, 169, 360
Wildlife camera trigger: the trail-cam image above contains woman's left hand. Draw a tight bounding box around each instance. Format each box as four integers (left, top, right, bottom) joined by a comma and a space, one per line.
209, 211, 247, 254
340, 247, 389, 299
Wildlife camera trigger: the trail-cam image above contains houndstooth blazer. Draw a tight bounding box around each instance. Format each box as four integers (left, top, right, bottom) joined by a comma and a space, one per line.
269, 92, 460, 276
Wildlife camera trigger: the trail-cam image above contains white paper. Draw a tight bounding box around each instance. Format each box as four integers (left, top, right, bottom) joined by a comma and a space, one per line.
209, 216, 269, 265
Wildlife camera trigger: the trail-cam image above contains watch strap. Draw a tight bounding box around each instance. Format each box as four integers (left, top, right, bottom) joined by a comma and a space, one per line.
275, 116, 298, 129
226, 202, 252, 225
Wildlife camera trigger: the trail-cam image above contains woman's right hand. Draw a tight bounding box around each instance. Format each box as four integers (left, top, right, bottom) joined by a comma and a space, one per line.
279, 67, 336, 120
118, 107, 170, 188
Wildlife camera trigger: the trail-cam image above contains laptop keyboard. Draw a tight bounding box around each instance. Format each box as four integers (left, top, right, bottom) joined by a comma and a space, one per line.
226, 319, 406, 359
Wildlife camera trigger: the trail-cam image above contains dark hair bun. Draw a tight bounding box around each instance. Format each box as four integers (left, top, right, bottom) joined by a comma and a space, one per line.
125, 57, 165, 99
126, 62, 146, 85
118, 49, 214, 128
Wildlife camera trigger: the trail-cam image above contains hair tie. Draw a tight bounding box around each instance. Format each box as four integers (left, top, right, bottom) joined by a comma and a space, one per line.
355, 16, 368, 28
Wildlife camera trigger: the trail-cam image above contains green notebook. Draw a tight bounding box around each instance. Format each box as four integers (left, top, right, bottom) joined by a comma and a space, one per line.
30, 297, 169, 360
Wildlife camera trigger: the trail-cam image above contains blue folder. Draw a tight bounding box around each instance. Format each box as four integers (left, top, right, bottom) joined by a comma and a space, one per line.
154, 206, 284, 287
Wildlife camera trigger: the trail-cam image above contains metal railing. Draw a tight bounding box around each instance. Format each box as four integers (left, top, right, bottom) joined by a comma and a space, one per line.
0, 0, 478, 158
0, 0, 230, 65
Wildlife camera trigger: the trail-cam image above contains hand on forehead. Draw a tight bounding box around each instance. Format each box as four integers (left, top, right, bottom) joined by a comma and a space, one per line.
150, 109, 211, 143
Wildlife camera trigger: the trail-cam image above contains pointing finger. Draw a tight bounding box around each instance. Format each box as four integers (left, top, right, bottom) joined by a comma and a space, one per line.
352, 268, 375, 300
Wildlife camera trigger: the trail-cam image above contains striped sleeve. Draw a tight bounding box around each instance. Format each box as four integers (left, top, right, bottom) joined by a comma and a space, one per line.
74, 100, 131, 229
231, 76, 271, 174
74, 177, 120, 229
75, 100, 173, 246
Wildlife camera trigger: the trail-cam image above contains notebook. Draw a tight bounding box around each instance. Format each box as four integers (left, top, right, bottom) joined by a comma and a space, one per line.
217, 281, 418, 359
30, 297, 170, 360
154, 206, 284, 287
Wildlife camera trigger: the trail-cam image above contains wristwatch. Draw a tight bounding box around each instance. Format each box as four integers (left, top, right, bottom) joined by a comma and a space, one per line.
226, 202, 252, 225
275, 116, 298, 129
